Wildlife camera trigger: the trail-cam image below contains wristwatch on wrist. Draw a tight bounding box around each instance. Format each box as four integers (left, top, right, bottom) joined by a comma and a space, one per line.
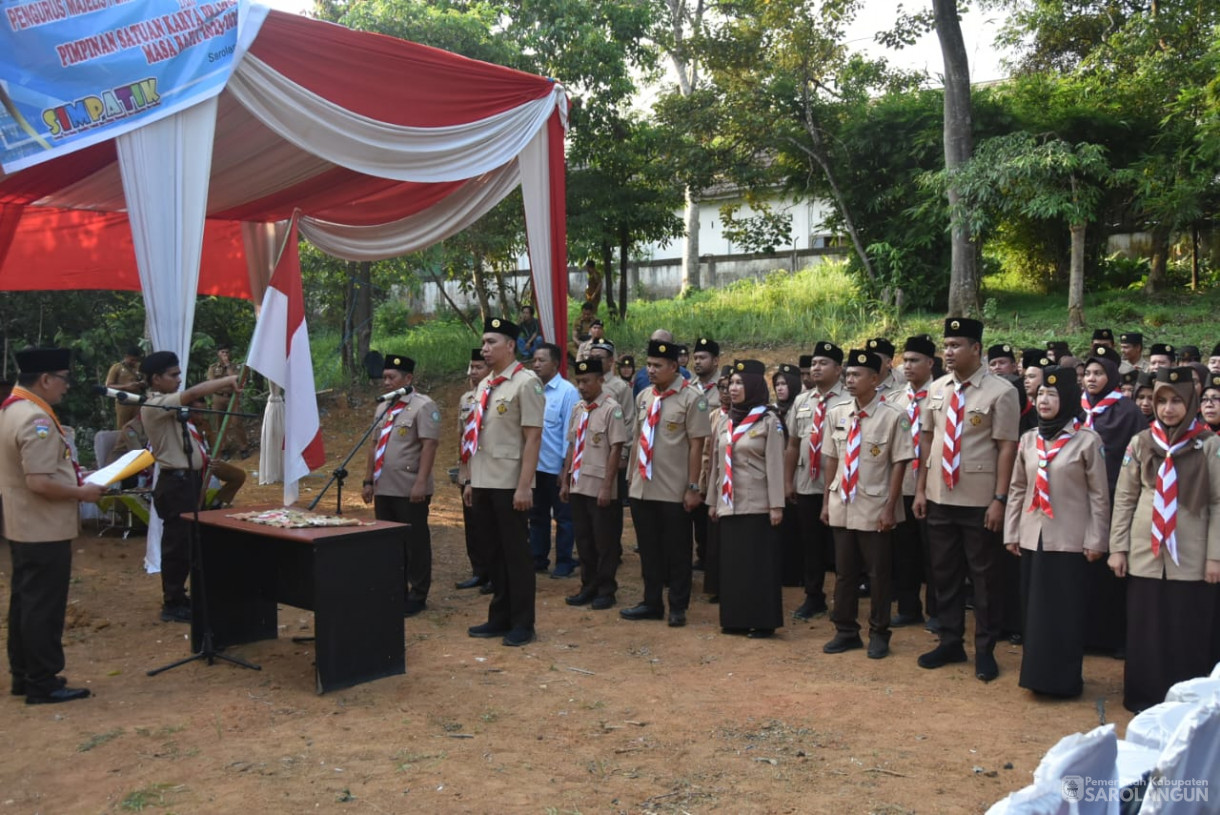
363, 479, 374, 487
993, 493, 1008, 504
687, 482, 700, 493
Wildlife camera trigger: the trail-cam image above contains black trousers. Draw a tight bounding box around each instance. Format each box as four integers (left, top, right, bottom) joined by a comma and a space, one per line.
7, 540, 71, 695
926, 501, 1003, 653
794, 493, 834, 606
893, 495, 934, 618
153, 468, 201, 607
691, 502, 709, 564
472, 488, 535, 631
629, 499, 693, 612
373, 494, 432, 603
461, 500, 490, 581
570, 493, 622, 597
831, 529, 893, 637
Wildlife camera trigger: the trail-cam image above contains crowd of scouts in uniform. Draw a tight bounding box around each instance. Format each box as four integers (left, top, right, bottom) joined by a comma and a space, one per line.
5, 319, 1220, 712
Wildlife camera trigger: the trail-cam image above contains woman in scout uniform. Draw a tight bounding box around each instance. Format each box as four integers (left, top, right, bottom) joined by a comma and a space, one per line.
702, 366, 733, 601
1, 348, 106, 704
1201, 373, 1220, 433
893, 335, 939, 629
1133, 371, 1155, 423
1119, 369, 1139, 399
771, 363, 804, 587
559, 358, 628, 609
456, 350, 491, 592
820, 349, 915, 658
707, 360, 787, 638
1005, 367, 1109, 698
1109, 367, 1220, 711
361, 354, 441, 618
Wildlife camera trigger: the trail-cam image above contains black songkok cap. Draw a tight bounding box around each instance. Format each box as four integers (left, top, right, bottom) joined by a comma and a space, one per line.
1092, 328, 1114, 342
904, 335, 936, 359
866, 338, 895, 358
732, 359, 766, 376
1149, 343, 1176, 360
798, 354, 814, 368
845, 349, 882, 373
574, 358, 603, 375
483, 316, 521, 341
647, 339, 679, 361
1120, 332, 1143, 346
987, 343, 1015, 361
695, 337, 720, 356
384, 354, 415, 373
16, 347, 71, 374
470, 349, 484, 362
811, 341, 843, 365
776, 363, 798, 376
944, 317, 983, 342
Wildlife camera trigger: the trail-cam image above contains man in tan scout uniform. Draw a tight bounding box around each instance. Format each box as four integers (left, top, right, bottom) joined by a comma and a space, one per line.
867, 338, 902, 400
784, 340, 848, 620
462, 317, 545, 647
207, 345, 248, 456
1, 348, 106, 704
913, 318, 1020, 682
456, 349, 491, 592
623, 338, 711, 627
690, 336, 721, 570
142, 351, 240, 623
1119, 332, 1150, 375
820, 349, 915, 659
361, 354, 441, 617
104, 346, 145, 429
559, 358, 628, 609
589, 340, 633, 517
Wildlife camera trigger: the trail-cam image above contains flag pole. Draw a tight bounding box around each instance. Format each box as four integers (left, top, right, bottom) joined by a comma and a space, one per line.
197, 363, 253, 510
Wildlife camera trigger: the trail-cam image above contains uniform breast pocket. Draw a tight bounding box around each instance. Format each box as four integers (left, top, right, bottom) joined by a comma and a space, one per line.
664, 417, 687, 436
863, 434, 889, 460
966, 404, 992, 429
493, 396, 516, 418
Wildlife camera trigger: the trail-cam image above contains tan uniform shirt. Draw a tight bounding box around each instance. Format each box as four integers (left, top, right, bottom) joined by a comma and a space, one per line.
786, 385, 849, 495
143, 393, 206, 470
876, 368, 903, 401
824, 399, 915, 531
0, 399, 81, 542
469, 364, 546, 490
456, 387, 477, 484
628, 381, 712, 503
893, 381, 931, 496
566, 396, 628, 499
705, 411, 785, 517
602, 375, 634, 464
1005, 426, 1110, 553
373, 392, 441, 497
1109, 431, 1220, 580
704, 411, 728, 506
923, 367, 1021, 507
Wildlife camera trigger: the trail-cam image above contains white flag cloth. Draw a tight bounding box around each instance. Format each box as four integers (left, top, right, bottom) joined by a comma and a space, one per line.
245, 218, 325, 505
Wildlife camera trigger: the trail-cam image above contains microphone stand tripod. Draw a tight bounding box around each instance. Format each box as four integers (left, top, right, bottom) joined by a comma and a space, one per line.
146, 401, 260, 677
308, 400, 392, 515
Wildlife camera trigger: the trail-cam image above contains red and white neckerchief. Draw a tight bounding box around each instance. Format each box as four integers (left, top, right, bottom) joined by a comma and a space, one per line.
699, 379, 717, 394
460, 363, 523, 464
637, 383, 681, 480
840, 408, 869, 503
1081, 390, 1123, 428
571, 401, 597, 484
721, 405, 767, 507
942, 379, 970, 489
186, 420, 211, 473
906, 384, 927, 472
2, 386, 83, 485
808, 389, 836, 479
1149, 418, 1207, 564
1028, 419, 1079, 518
372, 398, 409, 483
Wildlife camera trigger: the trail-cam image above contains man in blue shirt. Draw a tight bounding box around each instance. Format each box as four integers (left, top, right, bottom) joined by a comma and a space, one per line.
529, 343, 581, 577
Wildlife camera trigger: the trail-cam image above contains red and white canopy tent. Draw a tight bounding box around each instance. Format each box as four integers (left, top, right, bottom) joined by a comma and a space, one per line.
0, 5, 570, 370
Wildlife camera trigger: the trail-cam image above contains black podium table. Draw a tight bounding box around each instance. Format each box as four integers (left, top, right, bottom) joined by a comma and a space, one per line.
187, 508, 406, 693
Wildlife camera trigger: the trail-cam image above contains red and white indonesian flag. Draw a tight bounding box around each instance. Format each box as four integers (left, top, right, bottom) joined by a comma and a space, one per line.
246, 217, 325, 505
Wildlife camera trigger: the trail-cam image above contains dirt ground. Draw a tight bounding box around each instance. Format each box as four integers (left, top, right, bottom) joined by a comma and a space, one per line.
0, 352, 1132, 814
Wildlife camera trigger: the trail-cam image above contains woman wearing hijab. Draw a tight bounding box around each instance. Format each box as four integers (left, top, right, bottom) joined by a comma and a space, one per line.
1133, 371, 1155, 423
702, 366, 733, 602
772, 364, 804, 588
1006, 366, 1110, 697
1109, 367, 1220, 712
1080, 347, 1149, 655
1119, 369, 1139, 399
707, 360, 786, 638
1202, 373, 1220, 433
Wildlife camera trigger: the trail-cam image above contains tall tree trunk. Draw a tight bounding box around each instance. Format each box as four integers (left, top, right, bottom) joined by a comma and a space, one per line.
1067, 223, 1086, 331
471, 254, 491, 320
1145, 224, 1171, 294
681, 186, 701, 294
1191, 225, 1199, 290
933, 0, 981, 317
619, 227, 630, 320
790, 120, 875, 281
353, 260, 373, 375
601, 249, 618, 317
340, 261, 356, 379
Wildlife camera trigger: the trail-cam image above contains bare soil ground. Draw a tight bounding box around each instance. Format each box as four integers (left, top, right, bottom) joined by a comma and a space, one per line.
0, 352, 1131, 814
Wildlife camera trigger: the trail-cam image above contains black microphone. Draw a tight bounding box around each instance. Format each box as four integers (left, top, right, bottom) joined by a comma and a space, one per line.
92, 385, 147, 404
375, 386, 412, 403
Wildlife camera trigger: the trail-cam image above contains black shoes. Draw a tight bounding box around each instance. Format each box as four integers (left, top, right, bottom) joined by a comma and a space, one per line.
479, 582, 495, 595
867, 636, 890, 659
11, 675, 66, 697
890, 612, 925, 628
565, 589, 596, 607
924, 616, 942, 633
550, 567, 576, 579
26, 686, 91, 705
160, 604, 191, 623
619, 604, 664, 621
792, 599, 829, 620
468, 622, 510, 638
403, 599, 426, 617
502, 628, 536, 647
591, 595, 615, 610
455, 576, 486, 590
975, 651, 999, 682
747, 629, 774, 639
823, 634, 864, 654
918, 643, 968, 669
667, 611, 686, 627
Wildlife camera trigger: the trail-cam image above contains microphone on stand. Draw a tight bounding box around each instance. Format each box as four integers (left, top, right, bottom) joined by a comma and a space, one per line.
92, 385, 148, 404
375, 386, 412, 403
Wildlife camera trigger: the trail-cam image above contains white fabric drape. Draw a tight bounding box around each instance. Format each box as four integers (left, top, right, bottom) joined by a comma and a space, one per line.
518, 124, 557, 348
227, 54, 566, 183
117, 97, 218, 574
241, 220, 289, 484
297, 163, 520, 260
259, 387, 285, 485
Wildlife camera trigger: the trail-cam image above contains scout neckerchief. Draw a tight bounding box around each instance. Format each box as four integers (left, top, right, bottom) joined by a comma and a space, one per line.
942, 379, 970, 489
461, 362, 523, 464
373, 393, 411, 483
1028, 419, 1079, 518
840, 406, 869, 503
720, 405, 767, 507
571, 400, 597, 484
2, 385, 83, 485
808, 388, 837, 479
186, 420, 211, 473
1081, 389, 1122, 428
906, 383, 927, 472
637, 381, 682, 481
1149, 418, 1207, 565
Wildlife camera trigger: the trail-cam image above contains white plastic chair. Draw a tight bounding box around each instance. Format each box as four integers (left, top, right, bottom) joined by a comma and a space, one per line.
1140, 698, 1220, 815
987, 724, 1120, 815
